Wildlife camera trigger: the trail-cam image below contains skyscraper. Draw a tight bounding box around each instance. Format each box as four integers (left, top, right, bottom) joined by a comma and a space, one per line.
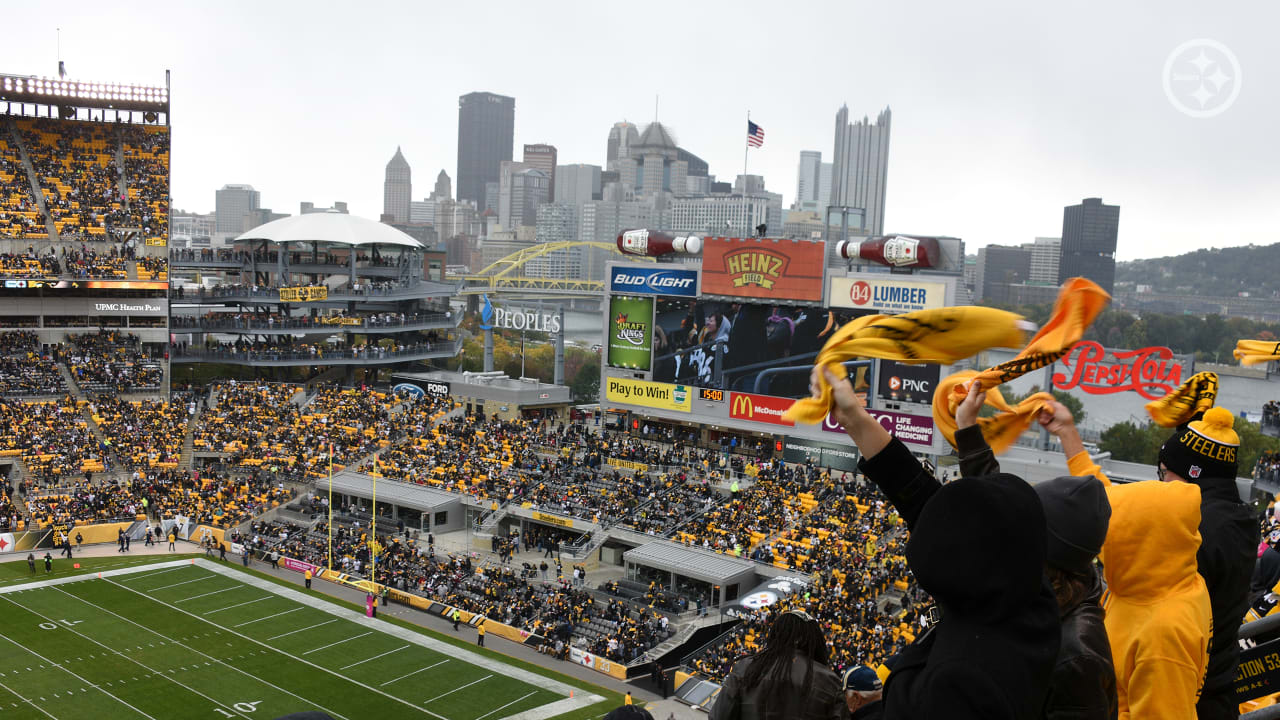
555, 164, 602, 205
215, 184, 260, 234
1027, 237, 1061, 284
606, 122, 639, 170
522, 144, 558, 205
976, 244, 1032, 304
383, 147, 411, 224
1058, 198, 1119, 293
432, 170, 451, 201
830, 106, 891, 235
457, 91, 515, 206
796, 151, 822, 206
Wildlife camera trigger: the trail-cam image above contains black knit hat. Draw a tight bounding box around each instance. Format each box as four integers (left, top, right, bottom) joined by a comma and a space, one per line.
1159, 406, 1240, 481
1033, 476, 1110, 574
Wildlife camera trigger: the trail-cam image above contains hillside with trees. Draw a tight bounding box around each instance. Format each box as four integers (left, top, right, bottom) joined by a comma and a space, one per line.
1115, 242, 1280, 297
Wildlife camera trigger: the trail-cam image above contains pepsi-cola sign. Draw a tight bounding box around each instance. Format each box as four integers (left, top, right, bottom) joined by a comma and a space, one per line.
609, 266, 699, 297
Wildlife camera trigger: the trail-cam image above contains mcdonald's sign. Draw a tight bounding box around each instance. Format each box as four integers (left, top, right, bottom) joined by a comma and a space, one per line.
728, 392, 795, 427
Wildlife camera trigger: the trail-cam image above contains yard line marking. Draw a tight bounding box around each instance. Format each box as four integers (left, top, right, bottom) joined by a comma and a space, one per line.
52, 585, 351, 720
148, 576, 215, 592
380, 659, 449, 686
0, 601, 160, 720
120, 565, 188, 583
267, 619, 337, 641
340, 644, 409, 670
423, 674, 492, 704
473, 690, 536, 720
174, 586, 241, 603
203, 597, 272, 615
103, 576, 452, 719
0, 679, 57, 720
302, 632, 373, 655
233, 607, 302, 627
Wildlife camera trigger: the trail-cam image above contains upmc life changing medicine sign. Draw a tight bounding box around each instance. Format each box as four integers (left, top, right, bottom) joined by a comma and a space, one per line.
822, 409, 936, 448
828, 275, 946, 314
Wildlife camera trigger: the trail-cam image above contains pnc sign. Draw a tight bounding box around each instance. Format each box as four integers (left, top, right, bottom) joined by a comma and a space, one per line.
1052, 341, 1188, 401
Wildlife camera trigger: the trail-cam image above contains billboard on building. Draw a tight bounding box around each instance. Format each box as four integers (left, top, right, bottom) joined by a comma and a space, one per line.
781, 436, 861, 473
728, 392, 796, 427
604, 377, 692, 412
876, 360, 942, 406
607, 295, 654, 371
649, 296, 870, 399
701, 237, 825, 303
608, 265, 699, 297
827, 274, 948, 314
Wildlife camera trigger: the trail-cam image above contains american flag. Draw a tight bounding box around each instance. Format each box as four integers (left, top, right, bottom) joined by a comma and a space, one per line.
747, 120, 765, 148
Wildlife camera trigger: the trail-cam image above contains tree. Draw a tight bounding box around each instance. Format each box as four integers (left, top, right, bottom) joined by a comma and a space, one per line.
1099, 421, 1164, 464
999, 385, 1087, 425
569, 362, 601, 404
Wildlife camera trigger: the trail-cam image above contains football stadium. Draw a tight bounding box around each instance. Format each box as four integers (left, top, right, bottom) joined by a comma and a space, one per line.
1, 11, 1279, 720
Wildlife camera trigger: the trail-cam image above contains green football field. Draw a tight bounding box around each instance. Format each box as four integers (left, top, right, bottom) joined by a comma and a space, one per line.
0, 557, 612, 720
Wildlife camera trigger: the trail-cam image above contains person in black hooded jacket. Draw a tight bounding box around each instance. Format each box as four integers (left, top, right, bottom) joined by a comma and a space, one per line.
956, 392, 1117, 720
1154, 407, 1258, 720
817, 367, 1060, 719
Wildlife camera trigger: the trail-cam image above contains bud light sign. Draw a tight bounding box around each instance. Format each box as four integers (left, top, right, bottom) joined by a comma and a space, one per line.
609, 265, 699, 297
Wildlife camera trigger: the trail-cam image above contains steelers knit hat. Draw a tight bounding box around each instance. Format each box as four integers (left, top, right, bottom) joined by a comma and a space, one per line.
1160, 406, 1240, 481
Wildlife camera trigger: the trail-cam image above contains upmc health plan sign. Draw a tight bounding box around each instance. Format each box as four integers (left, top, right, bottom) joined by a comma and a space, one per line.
828, 275, 947, 314
609, 266, 699, 297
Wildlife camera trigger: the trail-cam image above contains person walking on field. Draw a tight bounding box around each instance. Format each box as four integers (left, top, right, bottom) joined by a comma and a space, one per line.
27, 553, 35, 574
476, 622, 486, 647
43, 553, 52, 573
168, 531, 176, 551
304, 568, 312, 590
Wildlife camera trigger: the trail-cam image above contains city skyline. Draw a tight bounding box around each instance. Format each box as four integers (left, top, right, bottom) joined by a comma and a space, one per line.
8, 0, 1275, 261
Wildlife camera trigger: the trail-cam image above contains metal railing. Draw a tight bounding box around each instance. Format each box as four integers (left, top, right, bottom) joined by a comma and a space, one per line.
170, 312, 455, 333
172, 340, 459, 364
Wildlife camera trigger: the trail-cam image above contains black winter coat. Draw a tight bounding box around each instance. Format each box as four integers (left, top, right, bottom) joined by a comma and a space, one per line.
708, 651, 845, 720
957, 426, 1117, 720
1191, 475, 1258, 695
859, 438, 1060, 720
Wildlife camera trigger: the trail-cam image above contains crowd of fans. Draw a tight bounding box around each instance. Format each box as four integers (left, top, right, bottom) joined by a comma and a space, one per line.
62, 331, 162, 393
0, 135, 44, 237
119, 125, 170, 242
14, 118, 120, 239
274, 519, 674, 664
91, 394, 187, 471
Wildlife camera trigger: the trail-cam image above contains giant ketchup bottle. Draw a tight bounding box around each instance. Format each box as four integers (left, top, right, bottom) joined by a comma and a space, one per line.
616, 229, 703, 257
836, 235, 939, 268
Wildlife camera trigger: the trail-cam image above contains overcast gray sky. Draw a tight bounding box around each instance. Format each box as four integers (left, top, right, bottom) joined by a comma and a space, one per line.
6, 0, 1276, 260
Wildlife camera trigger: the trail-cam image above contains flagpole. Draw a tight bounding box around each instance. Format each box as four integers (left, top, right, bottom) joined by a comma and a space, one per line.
327, 442, 333, 573
743, 110, 750, 237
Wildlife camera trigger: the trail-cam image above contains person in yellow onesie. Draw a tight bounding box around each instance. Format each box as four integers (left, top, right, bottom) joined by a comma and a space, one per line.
1040, 400, 1212, 719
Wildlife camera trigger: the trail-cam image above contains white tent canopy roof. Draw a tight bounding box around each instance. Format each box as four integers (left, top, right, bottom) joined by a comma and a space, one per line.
235, 211, 424, 249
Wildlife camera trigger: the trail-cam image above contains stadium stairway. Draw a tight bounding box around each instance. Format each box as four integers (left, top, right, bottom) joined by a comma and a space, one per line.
176, 405, 201, 473
4, 117, 58, 242
58, 363, 86, 402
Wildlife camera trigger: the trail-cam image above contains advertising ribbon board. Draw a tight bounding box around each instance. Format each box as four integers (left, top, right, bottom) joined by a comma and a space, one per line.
609, 265, 699, 297
728, 392, 796, 427
531, 511, 574, 529
823, 409, 936, 447
607, 296, 654, 371
828, 275, 947, 314
605, 377, 692, 413
701, 237, 825, 302
876, 360, 942, 406
279, 286, 329, 302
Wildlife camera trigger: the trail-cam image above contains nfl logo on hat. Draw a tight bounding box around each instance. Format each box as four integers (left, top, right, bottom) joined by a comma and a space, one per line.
1189, 465, 1202, 478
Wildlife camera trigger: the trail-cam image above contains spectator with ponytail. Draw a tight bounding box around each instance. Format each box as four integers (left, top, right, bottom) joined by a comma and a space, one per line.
709, 610, 844, 720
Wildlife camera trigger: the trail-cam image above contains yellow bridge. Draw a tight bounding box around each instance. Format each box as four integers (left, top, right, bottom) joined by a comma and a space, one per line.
455, 241, 653, 296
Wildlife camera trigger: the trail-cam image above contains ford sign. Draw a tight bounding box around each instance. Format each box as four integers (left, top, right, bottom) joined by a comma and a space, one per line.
609, 266, 699, 297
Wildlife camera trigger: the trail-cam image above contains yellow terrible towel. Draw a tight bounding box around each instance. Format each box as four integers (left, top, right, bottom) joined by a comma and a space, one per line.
933, 278, 1111, 452
783, 306, 1030, 425
1145, 371, 1219, 428
1234, 340, 1280, 367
